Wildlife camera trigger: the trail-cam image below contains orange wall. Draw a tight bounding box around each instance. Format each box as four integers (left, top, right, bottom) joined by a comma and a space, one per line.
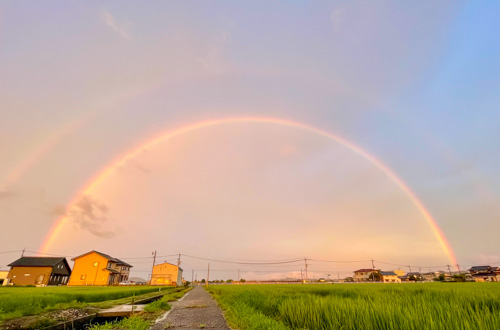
151, 263, 178, 286
8, 267, 52, 286
68, 252, 111, 286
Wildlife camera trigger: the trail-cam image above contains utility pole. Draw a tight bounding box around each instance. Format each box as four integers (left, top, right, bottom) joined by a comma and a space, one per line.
371, 259, 376, 282
408, 265, 412, 273
300, 269, 303, 283
337, 273, 341, 282
456, 264, 461, 274
237, 269, 240, 282
447, 265, 452, 276
206, 263, 210, 287
21, 248, 25, 257
304, 258, 308, 283
192, 269, 194, 284
151, 251, 157, 285
177, 253, 181, 267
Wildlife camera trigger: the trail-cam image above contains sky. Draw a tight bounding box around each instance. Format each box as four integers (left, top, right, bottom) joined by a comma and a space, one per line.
0, 1, 498, 281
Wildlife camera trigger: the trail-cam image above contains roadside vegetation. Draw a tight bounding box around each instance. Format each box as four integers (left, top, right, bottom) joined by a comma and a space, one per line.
208, 283, 500, 330
87, 286, 192, 330
0, 286, 171, 323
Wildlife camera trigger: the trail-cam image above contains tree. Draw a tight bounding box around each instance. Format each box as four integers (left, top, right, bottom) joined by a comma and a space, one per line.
240, 278, 246, 283
201, 279, 206, 283
226, 279, 233, 283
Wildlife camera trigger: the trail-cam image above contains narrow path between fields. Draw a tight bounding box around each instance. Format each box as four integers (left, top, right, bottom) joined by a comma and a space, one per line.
150, 286, 230, 330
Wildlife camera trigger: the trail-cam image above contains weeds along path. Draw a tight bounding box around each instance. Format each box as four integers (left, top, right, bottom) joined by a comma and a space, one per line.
151, 286, 230, 330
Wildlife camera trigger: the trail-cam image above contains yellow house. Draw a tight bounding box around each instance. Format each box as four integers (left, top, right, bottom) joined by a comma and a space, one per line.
353, 269, 379, 282
68, 251, 132, 286
380, 271, 401, 283
151, 262, 183, 286
393, 269, 405, 277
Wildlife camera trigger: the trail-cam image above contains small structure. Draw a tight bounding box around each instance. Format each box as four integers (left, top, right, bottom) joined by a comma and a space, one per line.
0, 270, 10, 285
468, 266, 500, 282
7, 257, 71, 286
68, 251, 132, 286
380, 271, 401, 283
353, 269, 379, 282
151, 262, 183, 286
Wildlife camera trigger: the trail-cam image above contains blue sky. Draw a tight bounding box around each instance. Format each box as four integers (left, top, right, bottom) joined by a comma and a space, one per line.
0, 1, 498, 279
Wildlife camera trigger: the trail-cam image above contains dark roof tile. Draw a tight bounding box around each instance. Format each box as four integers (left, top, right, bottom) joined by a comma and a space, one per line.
8, 257, 65, 267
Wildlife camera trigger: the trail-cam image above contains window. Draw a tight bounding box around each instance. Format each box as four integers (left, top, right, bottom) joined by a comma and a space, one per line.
94, 262, 98, 267
81, 275, 86, 280
24, 274, 30, 276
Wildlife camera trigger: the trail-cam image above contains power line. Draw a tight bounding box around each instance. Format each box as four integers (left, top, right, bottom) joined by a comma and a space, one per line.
182, 254, 304, 265
0, 250, 23, 254
310, 258, 371, 263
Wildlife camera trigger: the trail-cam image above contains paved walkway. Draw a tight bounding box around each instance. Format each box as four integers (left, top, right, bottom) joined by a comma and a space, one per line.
151, 286, 230, 330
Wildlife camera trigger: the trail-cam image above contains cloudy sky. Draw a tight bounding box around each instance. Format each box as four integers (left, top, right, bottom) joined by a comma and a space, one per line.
0, 1, 498, 280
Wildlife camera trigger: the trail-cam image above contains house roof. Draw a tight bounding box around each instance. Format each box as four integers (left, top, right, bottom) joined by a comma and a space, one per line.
104, 268, 121, 274
472, 273, 498, 277
380, 271, 397, 276
71, 250, 133, 268
407, 272, 421, 276
8, 257, 66, 268
469, 265, 491, 272
354, 269, 376, 273
154, 261, 183, 272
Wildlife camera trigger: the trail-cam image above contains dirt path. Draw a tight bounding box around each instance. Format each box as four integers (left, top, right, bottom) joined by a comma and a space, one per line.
151, 286, 230, 330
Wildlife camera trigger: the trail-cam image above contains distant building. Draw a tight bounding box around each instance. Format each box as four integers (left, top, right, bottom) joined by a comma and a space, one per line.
380, 271, 401, 283
353, 269, 379, 282
0, 270, 10, 285
393, 269, 405, 277
468, 266, 500, 282
7, 257, 71, 286
151, 262, 183, 286
129, 277, 147, 285
68, 251, 132, 286
422, 271, 440, 282
400, 272, 422, 282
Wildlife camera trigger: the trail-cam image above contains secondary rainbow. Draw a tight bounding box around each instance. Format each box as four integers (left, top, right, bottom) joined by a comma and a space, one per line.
39, 116, 458, 265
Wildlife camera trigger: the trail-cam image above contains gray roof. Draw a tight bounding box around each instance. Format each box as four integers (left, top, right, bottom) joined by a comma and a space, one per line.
72, 250, 133, 268
8, 257, 66, 267
380, 271, 397, 276
469, 266, 491, 272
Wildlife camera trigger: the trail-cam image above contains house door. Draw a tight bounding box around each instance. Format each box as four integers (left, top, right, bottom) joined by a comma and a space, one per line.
35, 274, 44, 285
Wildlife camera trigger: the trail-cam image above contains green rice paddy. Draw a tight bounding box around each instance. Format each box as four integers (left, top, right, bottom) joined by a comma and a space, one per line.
208, 283, 500, 330
0, 286, 170, 322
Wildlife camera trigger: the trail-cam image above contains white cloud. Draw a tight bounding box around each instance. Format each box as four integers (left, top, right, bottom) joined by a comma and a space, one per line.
102, 12, 130, 39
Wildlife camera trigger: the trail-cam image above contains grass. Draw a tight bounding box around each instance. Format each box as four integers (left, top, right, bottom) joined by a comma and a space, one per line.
0, 286, 172, 323
208, 283, 500, 330
86, 316, 150, 330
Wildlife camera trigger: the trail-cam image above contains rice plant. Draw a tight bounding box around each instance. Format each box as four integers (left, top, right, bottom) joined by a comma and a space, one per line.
208, 283, 500, 330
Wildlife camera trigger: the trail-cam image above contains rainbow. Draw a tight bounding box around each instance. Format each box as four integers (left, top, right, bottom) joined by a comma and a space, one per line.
39, 116, 457, 265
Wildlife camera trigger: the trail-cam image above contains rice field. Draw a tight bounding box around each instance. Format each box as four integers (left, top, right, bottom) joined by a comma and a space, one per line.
0, 286, 171, 322
208, 283, 500, 330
